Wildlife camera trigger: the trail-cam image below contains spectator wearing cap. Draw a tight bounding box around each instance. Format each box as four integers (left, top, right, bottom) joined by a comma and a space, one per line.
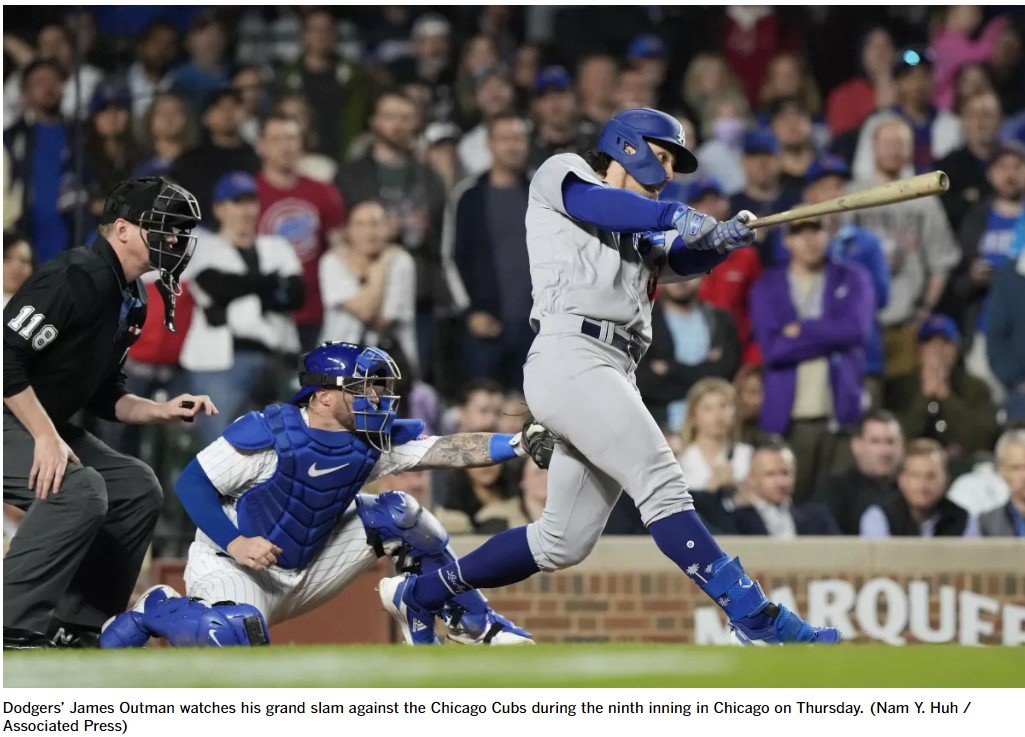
86, 86, 138, 218
928, 8, 1009, 113
169, 11, 231, 115
2, 23, 103, 123
168, 87, 260, 223
626, 34, 670, 107
575, 53, 619, 128
134, 93, 197, 179
851, 117, 961, 379
336, 89, 448, 382
181, 171, 304, 444
125, 21, 179, 118
730, 128, 796, 266
254, 113, 347, 351
448, 114, 533, 391
852, 47, 964, 181
672, 175, 763, 367
456, 66, 517, 178
885, 315, 997, 460
3, 59, 87, 262
526, 66, 596, 176
860, 438, 979, 538
936, 91, 1004, 231
635, 274, 740, 433
750, 217, 873, 502
769, 98, 817, 202
421, 122, 461, 191
947, 142, 1025, 361
825, 28, 897, 139
804, 156, 889, 391
985, 241, 1025, 423
390, 13, 455, 123
273, 9, 376, 164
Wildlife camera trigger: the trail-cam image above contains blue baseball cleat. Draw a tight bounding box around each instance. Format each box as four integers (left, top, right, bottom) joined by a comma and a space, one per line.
378, 574, 440, 645
100, 584, 179, 648
443, 604, 535, 646
731, 602, 842, 645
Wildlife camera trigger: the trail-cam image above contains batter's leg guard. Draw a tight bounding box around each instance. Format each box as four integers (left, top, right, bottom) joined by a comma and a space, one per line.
359, 492, 532, 645
701, 556, 841, 645
102, 585, 270, 648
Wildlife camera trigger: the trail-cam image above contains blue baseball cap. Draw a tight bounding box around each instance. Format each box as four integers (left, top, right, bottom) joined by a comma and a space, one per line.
743, 128, 779, 155
90, 84, 131, 114
627, 34, 668, 60
213, 172, 258, 203
533, 66, 573, 95
805, 155, 851, 185
682, 174, 725, 202
918, 314, 961, 344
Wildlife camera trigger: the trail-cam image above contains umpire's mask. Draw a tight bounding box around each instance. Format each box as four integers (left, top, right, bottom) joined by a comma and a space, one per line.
102, 177, 202, 332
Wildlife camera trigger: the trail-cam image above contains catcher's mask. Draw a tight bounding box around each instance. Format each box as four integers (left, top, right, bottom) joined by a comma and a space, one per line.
291, 342, 402, 453
101, 177, 201, 332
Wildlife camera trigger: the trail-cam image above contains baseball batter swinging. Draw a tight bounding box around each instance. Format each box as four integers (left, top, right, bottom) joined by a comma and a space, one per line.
380, 108, 841, 645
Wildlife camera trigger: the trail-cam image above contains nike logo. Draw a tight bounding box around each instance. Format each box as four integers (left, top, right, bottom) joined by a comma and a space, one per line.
209, 629, 222, 647
308, 462, 350, 478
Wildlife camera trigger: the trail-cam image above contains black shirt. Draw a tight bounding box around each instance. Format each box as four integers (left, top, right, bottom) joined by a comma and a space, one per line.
3, 237, 145, 424
168, 140, 261, 225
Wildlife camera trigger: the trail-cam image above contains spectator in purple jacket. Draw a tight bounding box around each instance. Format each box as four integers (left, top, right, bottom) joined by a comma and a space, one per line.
750, 217, 874, 502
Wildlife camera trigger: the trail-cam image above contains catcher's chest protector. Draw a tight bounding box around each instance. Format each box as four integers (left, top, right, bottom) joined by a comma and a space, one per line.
235, 404, 380, 569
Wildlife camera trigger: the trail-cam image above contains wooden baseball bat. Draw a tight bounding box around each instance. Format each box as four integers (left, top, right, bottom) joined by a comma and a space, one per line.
747, 171, 949, 229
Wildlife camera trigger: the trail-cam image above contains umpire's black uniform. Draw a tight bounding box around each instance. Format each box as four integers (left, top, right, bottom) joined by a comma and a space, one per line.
3, 177, 200, 648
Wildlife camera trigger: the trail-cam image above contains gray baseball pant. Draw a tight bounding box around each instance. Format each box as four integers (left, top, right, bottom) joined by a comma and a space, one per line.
522, 319, 694, 571
3, 410, 163, 633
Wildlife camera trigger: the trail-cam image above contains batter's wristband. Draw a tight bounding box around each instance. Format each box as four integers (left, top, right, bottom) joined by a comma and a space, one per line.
488, 434, 518, 463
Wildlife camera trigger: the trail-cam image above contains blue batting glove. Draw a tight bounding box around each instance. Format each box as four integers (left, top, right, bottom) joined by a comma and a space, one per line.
671, 205, 717, 249
698, 209, 756, 254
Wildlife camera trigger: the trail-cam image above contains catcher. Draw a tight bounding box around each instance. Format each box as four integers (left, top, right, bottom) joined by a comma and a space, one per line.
101, 341, 554, 647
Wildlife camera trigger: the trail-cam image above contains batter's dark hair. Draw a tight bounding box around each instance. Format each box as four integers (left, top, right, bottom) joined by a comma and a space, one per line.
583, 148, 613, 176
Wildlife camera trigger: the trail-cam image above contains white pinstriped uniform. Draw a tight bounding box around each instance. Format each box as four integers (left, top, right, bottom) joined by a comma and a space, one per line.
183, 409, 437, 625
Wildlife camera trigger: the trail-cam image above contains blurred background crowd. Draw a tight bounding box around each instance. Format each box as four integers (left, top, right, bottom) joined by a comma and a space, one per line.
4, 5, 1025, 557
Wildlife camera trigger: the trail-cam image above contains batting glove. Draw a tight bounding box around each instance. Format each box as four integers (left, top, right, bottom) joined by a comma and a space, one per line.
671, 205, 716, 249
698, 209, 756, 254
511, 421, 556, 469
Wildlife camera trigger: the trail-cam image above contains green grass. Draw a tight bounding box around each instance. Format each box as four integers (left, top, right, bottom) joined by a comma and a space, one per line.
5, 644, 1024, 688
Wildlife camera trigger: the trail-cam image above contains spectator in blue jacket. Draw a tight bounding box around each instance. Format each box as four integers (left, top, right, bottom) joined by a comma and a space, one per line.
985, 244, 1025, 422
804, 155, 890, 402
750, 217, 875, 502
449, 114, 532, 390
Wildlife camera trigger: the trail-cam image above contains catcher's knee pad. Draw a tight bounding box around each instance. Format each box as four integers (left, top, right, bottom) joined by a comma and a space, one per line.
355, 490, 450, 571
141, 595, 270, 648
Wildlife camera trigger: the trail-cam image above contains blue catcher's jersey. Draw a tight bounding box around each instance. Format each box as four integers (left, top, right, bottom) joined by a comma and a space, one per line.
218, 403, 426, 569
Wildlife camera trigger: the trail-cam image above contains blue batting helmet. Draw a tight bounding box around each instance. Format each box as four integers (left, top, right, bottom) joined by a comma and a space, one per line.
290, 342, 402, 452
597, 108, 699, 187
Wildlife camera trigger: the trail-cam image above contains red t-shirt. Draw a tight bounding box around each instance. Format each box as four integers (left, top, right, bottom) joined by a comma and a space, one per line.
256, 173, 347, 326
826, 78, 876, 137
128, 281, 194, 366
698, 247, 763, 367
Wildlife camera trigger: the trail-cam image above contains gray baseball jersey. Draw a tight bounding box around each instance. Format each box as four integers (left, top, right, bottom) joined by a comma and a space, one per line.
526, 153, 665, 347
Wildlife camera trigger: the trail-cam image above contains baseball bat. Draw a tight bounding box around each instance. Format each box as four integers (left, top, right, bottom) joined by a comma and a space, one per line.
747, 171, 949, 229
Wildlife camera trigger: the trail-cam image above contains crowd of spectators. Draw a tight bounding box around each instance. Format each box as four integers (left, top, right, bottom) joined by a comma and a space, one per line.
4, 6, 1025, 553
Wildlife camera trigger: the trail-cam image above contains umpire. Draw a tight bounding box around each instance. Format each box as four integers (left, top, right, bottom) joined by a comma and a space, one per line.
3, 177, 218, 649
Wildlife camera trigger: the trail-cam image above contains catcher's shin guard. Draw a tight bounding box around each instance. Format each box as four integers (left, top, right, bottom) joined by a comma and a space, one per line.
358, 491, 533, 644
701, 555, 841, 645
101, 585, 270, 648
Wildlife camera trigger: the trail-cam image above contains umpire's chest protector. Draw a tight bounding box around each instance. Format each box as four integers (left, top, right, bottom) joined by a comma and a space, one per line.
229, 404, 380, 569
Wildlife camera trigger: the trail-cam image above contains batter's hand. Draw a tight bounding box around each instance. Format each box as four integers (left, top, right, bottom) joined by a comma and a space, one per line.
671, 205, 716, 248
28, 430, 81, 500
158, 393, 219, 424
513, 421, 556, 469
226, 536, 282, 572
700, 210, 756, 254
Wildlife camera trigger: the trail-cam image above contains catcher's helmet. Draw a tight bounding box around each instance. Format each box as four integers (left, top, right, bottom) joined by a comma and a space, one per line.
291, 342, 402, 452
101, 177, 201, 331
596, 108, 698, 187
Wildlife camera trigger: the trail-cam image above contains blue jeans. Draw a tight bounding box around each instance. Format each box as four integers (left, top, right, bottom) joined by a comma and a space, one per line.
187, 350, 274, 445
